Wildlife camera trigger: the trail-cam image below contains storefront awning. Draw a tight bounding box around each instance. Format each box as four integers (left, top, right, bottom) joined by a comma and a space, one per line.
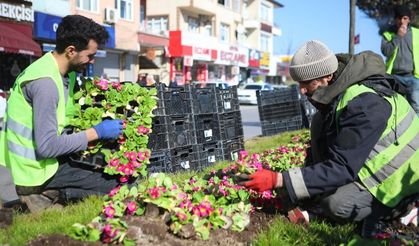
0, 21, 42, 57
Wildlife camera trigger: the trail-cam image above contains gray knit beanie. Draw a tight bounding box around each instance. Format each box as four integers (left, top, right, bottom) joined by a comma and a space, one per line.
289, 40, 338, 82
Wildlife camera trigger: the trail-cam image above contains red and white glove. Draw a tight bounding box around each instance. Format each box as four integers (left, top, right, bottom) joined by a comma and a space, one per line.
242, 169, 280, 192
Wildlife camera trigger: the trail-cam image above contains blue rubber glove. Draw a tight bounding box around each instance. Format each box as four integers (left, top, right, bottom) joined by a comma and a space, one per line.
93, 119, 123, 140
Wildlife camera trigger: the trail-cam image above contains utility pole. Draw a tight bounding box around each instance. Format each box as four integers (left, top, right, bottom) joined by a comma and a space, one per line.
349, 0, 356, 54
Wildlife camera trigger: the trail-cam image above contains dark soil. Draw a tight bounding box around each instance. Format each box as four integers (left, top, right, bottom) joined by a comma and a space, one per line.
27, 211, 282, 246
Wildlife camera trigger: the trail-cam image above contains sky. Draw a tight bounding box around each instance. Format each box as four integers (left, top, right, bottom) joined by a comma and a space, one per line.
273, 0, 383, 57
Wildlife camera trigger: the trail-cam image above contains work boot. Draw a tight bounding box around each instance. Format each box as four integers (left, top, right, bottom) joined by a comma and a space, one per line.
19, 194, 53, 213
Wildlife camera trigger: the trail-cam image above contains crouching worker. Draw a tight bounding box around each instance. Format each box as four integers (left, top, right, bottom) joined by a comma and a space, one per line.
0, 15, 123, 212
241, 40, 419, 238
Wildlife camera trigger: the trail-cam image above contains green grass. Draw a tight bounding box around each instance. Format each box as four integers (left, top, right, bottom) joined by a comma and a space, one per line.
0, 130, 362, 246
254, 217, 357, 246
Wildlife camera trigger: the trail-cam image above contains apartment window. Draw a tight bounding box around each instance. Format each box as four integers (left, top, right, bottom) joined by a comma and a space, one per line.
140, 4, 145, 29
260, 2, 272, 23
188, 16, 199, 33
77, 0, 98, 12
203, 23, 212, 36
232, 0, 241, 12
116, 0, 133, 20
220, 23, 230, 43
260, 32, 270, 52
147, 16, 168, 35
218, 0, 230, 8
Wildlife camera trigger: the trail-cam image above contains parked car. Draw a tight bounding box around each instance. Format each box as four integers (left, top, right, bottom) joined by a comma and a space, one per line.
192, 80, 230, 89
0, 89, 7, 130
237, 82, 274, 105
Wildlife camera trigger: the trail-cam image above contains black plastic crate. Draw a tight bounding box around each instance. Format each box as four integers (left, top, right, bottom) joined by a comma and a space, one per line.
197, 141, 223, 170
148, 116, 169, 151
168, 145, 199, 172
157, 84, 192, 115
192, 86, 217, 114
194, 113, 220, 144
258, 100, 302, 122
221, 137, 244, 162
166, 115, 196, 148
69, 149, 109, 168
257, 85, 300, 106
261, 115, 303, 136
215, 86, 240, 113
219, 111, 244, 140
148, 150, 170, 174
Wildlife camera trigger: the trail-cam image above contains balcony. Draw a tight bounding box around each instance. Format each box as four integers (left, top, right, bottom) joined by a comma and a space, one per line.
272, 25, 282, 36
178, 0, 216, 16
243, 18, 260, 29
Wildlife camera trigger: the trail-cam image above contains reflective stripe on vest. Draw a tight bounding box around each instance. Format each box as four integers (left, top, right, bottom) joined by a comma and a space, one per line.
336, 84, 419, 207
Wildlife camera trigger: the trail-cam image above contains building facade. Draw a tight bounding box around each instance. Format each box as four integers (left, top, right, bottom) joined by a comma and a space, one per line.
0, 0, 41, 91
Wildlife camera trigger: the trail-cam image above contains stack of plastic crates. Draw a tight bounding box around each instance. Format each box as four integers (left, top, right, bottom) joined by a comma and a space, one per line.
257, 85, 303, 136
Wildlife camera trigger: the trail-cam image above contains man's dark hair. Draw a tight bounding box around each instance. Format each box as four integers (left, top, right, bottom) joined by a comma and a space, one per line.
394, 5, 411, 19
55, 15, 109, 53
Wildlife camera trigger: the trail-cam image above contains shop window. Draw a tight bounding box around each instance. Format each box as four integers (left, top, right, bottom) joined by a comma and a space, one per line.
147, 16, 168, 35
77, 0, 98, 12
116, 0, 133, 20
203, 23, 212, 36
220, 23, 230, 43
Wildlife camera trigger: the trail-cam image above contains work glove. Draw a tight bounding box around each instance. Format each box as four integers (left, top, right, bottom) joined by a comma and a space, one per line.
93, 119, 123, 140
240, 169, 279, 192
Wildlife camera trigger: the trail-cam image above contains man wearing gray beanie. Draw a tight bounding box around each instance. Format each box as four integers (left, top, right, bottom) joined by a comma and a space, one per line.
241, 40, 419, 238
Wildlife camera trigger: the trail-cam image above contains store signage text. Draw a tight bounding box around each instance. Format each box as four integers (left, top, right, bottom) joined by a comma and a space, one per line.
220, 51, 247, 64
0, 3, 34, 22
193, 47, 211, 61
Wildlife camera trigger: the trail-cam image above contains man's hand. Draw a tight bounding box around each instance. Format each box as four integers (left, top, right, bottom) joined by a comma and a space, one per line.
93, 119, 123, 140
240, 169, 283, 192
397, 24, 408, 37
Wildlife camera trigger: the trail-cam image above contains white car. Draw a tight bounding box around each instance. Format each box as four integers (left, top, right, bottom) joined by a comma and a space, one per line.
193, 80, 230, 89
237, 82, 274, 105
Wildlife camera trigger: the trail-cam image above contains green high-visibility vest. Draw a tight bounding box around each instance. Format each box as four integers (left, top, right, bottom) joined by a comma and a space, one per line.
382, 27, 419, 78
0, 52, 76, 186
336, 84, 419, 207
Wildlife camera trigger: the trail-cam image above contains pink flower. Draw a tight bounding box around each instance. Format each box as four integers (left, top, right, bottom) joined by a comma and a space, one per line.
179, 199, 192, 210
103, 204, 115, 218
117, 135, 126, 144
122, 119, 127, 129
189, 178, 196, 185
119, 176, 129, 183
176, 212, 188, 221
148, 187, 160, 199
122, 163, 135, 176
96, 79, 109, 90
101, 224, 119, 243
130, 161, 141, 168
108, 186, 120, 198
111, 82, 122, 91
239, 150, 248, 161
261, 190, 273, 199
137, 151, 147, 161
126, 201, 137, 215
137, 125, 150, 135
108, 158, 119, 167
124, 151, 137, 162
171, 184, 178, 190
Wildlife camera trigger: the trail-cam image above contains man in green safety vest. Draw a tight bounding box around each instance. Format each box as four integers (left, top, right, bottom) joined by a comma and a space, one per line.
240, 40, 418, 238
0, 15, 123, 212
381, 5, 419, 116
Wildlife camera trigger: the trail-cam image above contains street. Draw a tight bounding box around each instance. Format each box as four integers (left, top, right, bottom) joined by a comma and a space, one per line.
239, 104, 261, 140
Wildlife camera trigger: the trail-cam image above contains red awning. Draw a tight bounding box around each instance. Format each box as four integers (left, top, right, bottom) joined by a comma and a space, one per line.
0, 21, 42, 57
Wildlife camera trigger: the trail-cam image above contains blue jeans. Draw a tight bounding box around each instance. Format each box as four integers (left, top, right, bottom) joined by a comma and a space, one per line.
393, 74, 419, 115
